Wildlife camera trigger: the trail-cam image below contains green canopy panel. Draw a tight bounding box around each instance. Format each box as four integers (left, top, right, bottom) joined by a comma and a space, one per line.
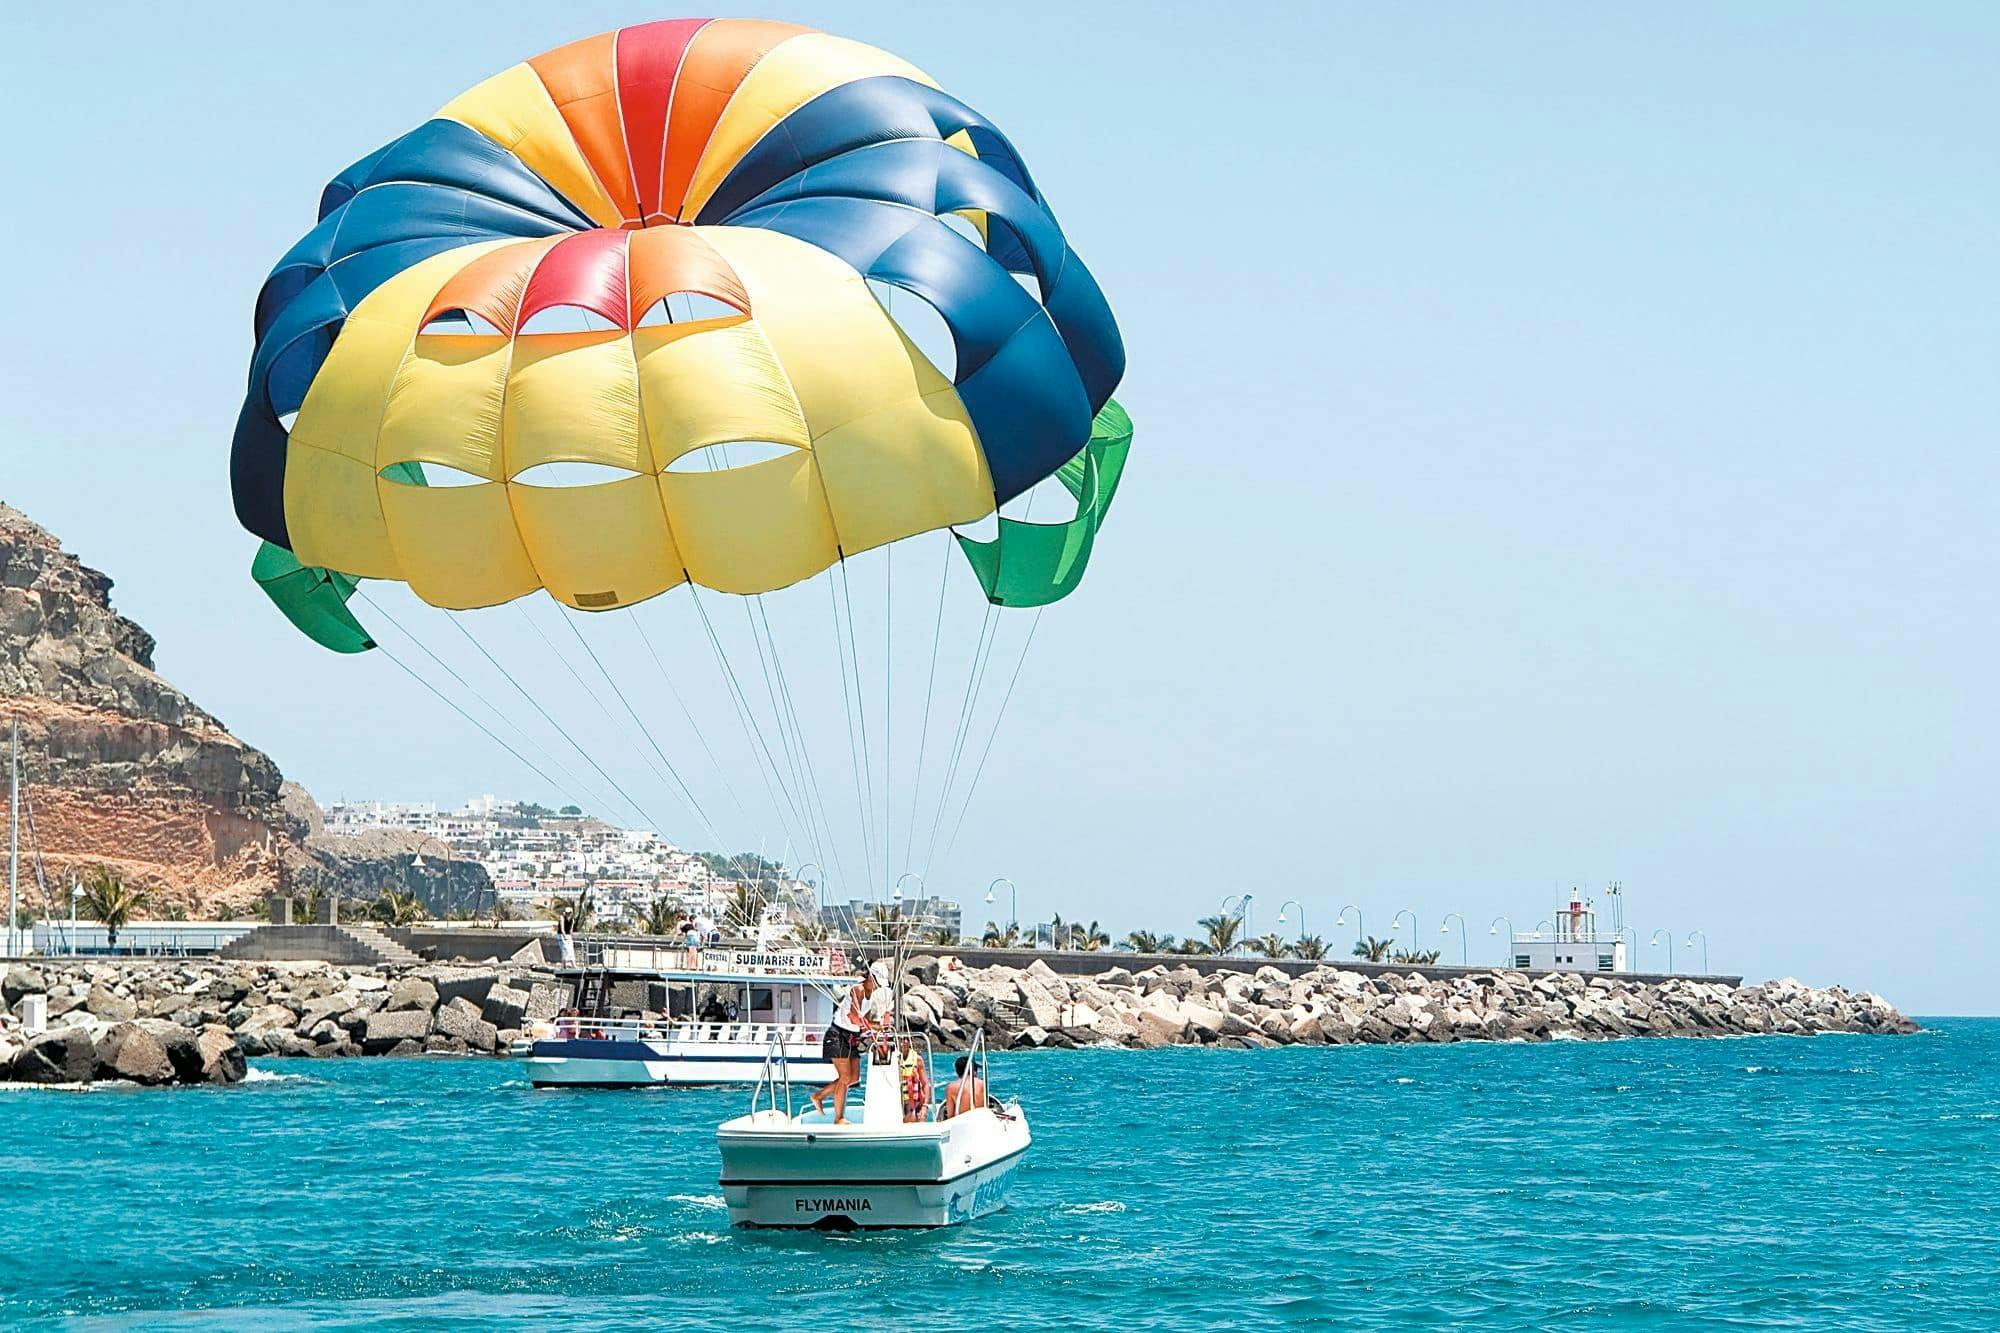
955, 399, 1131, 608
250, 541, 375, 654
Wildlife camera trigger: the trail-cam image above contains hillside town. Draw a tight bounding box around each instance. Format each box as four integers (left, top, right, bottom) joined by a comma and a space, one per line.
319, 797, 963, 939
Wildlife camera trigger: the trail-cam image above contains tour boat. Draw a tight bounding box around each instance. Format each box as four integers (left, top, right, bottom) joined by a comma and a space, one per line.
525, 941, 854, 1089
715, 1032, 1030, 1229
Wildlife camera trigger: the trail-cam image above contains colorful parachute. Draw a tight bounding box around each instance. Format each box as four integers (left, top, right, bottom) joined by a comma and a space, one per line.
232, 17, 1128, 650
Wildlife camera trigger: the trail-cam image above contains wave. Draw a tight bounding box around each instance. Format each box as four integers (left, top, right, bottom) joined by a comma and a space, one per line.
242, 1068, 315, 1084
667, 1193, 726, 1209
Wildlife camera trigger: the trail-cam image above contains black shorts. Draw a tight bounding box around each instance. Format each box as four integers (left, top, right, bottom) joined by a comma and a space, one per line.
823, 1026, 861, 1061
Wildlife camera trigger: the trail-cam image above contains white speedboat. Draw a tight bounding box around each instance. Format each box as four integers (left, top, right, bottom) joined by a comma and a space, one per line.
716, 1036, 1029, 1229
527, 943, 854, 1088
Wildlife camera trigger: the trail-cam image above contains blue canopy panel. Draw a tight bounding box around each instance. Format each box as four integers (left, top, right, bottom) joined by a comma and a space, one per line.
715, 122, 1123, 504
233, 119, 589, 549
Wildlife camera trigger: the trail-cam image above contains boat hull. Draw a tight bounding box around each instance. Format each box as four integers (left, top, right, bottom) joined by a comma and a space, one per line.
717, 1107, 1031, 1229
528, 1038, 834, 1088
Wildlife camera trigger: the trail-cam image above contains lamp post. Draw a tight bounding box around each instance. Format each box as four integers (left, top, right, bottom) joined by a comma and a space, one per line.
1648, 929, 1675, 975
1489, 915, 1514, 965
70, 873, 81, 958
1390, 909, 1416, 959
1221, 893, 1253, 956
409, 835, 457, 921
1335, 905, 1364, 951
984, 877, 1017, 942
1276, 899, 1306, 950
1439, 912, 1467, 966
795, 862, 824, 917
1685, 929, 1708, 975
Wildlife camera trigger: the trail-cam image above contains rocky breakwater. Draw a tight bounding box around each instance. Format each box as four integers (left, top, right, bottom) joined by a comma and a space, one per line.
0, 959, 567, 1087
895, 958, 1920, 1050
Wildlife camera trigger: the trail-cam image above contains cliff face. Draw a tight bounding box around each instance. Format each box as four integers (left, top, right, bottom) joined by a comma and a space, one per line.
0, 503, 487, 917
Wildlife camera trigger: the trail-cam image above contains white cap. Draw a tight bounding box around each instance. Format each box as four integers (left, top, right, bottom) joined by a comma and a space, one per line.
868, 960, 893, 986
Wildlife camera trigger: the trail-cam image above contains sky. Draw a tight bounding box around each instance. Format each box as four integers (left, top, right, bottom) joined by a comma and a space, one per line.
2, 2, 1995, 1013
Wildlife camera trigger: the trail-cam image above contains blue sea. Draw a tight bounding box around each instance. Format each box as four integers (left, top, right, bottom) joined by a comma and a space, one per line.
2, 1020, 1996, 1330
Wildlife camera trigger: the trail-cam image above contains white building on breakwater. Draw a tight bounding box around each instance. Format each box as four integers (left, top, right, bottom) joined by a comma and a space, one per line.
1508, 888, 1629, 973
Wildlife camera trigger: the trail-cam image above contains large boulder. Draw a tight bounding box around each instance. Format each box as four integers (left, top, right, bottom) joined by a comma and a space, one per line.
428, 969, 499, 1009
480, 988, 529, 1032
363, 1008, 433, 1053
111, 1019, 206, 1084
435, 997, 499, 1053
85, 982, 138, 1023
385, 977, 439, 1014
237, 1004, 299, 1038
1132, 1006, 1186, 1047
11, 1029, 97, 1084
2, 964, 48, 1008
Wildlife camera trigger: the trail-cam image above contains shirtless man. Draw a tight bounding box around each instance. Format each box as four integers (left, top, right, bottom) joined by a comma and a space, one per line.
938, 1055, 990, 1119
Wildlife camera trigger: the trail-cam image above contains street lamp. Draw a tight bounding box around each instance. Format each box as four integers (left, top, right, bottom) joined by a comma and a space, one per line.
1685, 929, 1708, 975
1276, 899, 1306, 948
795, 862, 824, 916
1648, 929, 1675, 975
894, 872, 922, 904
1439, 912, 1467, 966
69, 873, 82, 958
1489, 915, 1515, 965
1335, 905, 1364, 949
1221, 893, 1254, 956
408, 835, 458, 920
1390, 909, 1416, 957
984, 877, 1017, 939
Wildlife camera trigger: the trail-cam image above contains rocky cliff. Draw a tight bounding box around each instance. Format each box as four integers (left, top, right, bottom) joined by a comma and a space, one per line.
0, 502, 488, 917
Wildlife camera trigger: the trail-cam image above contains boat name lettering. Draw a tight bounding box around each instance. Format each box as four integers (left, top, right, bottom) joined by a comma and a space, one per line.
795, 1196, 873, 1213
727, 951, 827, 971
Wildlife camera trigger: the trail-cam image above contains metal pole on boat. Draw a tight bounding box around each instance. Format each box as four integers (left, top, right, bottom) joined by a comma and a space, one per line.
8, 714, 18, 959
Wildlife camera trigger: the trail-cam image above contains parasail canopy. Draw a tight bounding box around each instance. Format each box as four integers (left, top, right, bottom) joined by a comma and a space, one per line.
232, 17, 1128, 635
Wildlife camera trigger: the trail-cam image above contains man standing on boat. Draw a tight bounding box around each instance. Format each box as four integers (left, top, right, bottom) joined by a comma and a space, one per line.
813, 961, 891, 1124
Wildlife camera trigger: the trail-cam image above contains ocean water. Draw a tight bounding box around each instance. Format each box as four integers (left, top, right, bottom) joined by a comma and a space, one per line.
2, 1020, 1996, 1330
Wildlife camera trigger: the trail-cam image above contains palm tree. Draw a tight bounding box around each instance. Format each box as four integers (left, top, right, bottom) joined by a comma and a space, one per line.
79, 867, 147, 953
644, 896, 680, 937
1124, 930, 1174, 953
1390, 947, 1442, 965
371, 889, 426, 927
1294, 934, 1328, 961
1074, 920, 1110, 951
1047, 911, 1070, 950
1352, 936, 1392, 962
981, 920, 1021, 947
723, 882, 769, 935
859, 904, 903, 939
1197, 913, 1242, 956
922, 925, 958, 946
790, 919, 836, 943
1252, 932, 1286, 959
542, 893, 595, 930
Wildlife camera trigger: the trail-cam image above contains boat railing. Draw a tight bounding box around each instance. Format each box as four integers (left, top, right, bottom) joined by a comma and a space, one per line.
749, 1031, 794, 1119
546, 1016, 819, 1046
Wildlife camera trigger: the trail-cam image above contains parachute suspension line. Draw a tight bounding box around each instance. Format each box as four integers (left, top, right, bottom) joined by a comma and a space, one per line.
835, 558, 885, 899
513, 605, 677, 836
921, 602, 999, 878
939, 606, 1045, 870
686, 587, 811, 857
883, 542, 894, 899
826, 566, 879, 905
680, 594, 802, 863
356, 590, 612, 819
629, 610, 757, 837
739, 594, 817, 878
370, 639, 575, 803
556, 606, 722, 847
901, 534, 953, 878
436, 611, 649, 831
752, 594, 850, 902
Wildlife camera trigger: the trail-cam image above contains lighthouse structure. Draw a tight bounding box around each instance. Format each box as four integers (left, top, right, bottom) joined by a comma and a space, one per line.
1506, 886, 1630, 974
